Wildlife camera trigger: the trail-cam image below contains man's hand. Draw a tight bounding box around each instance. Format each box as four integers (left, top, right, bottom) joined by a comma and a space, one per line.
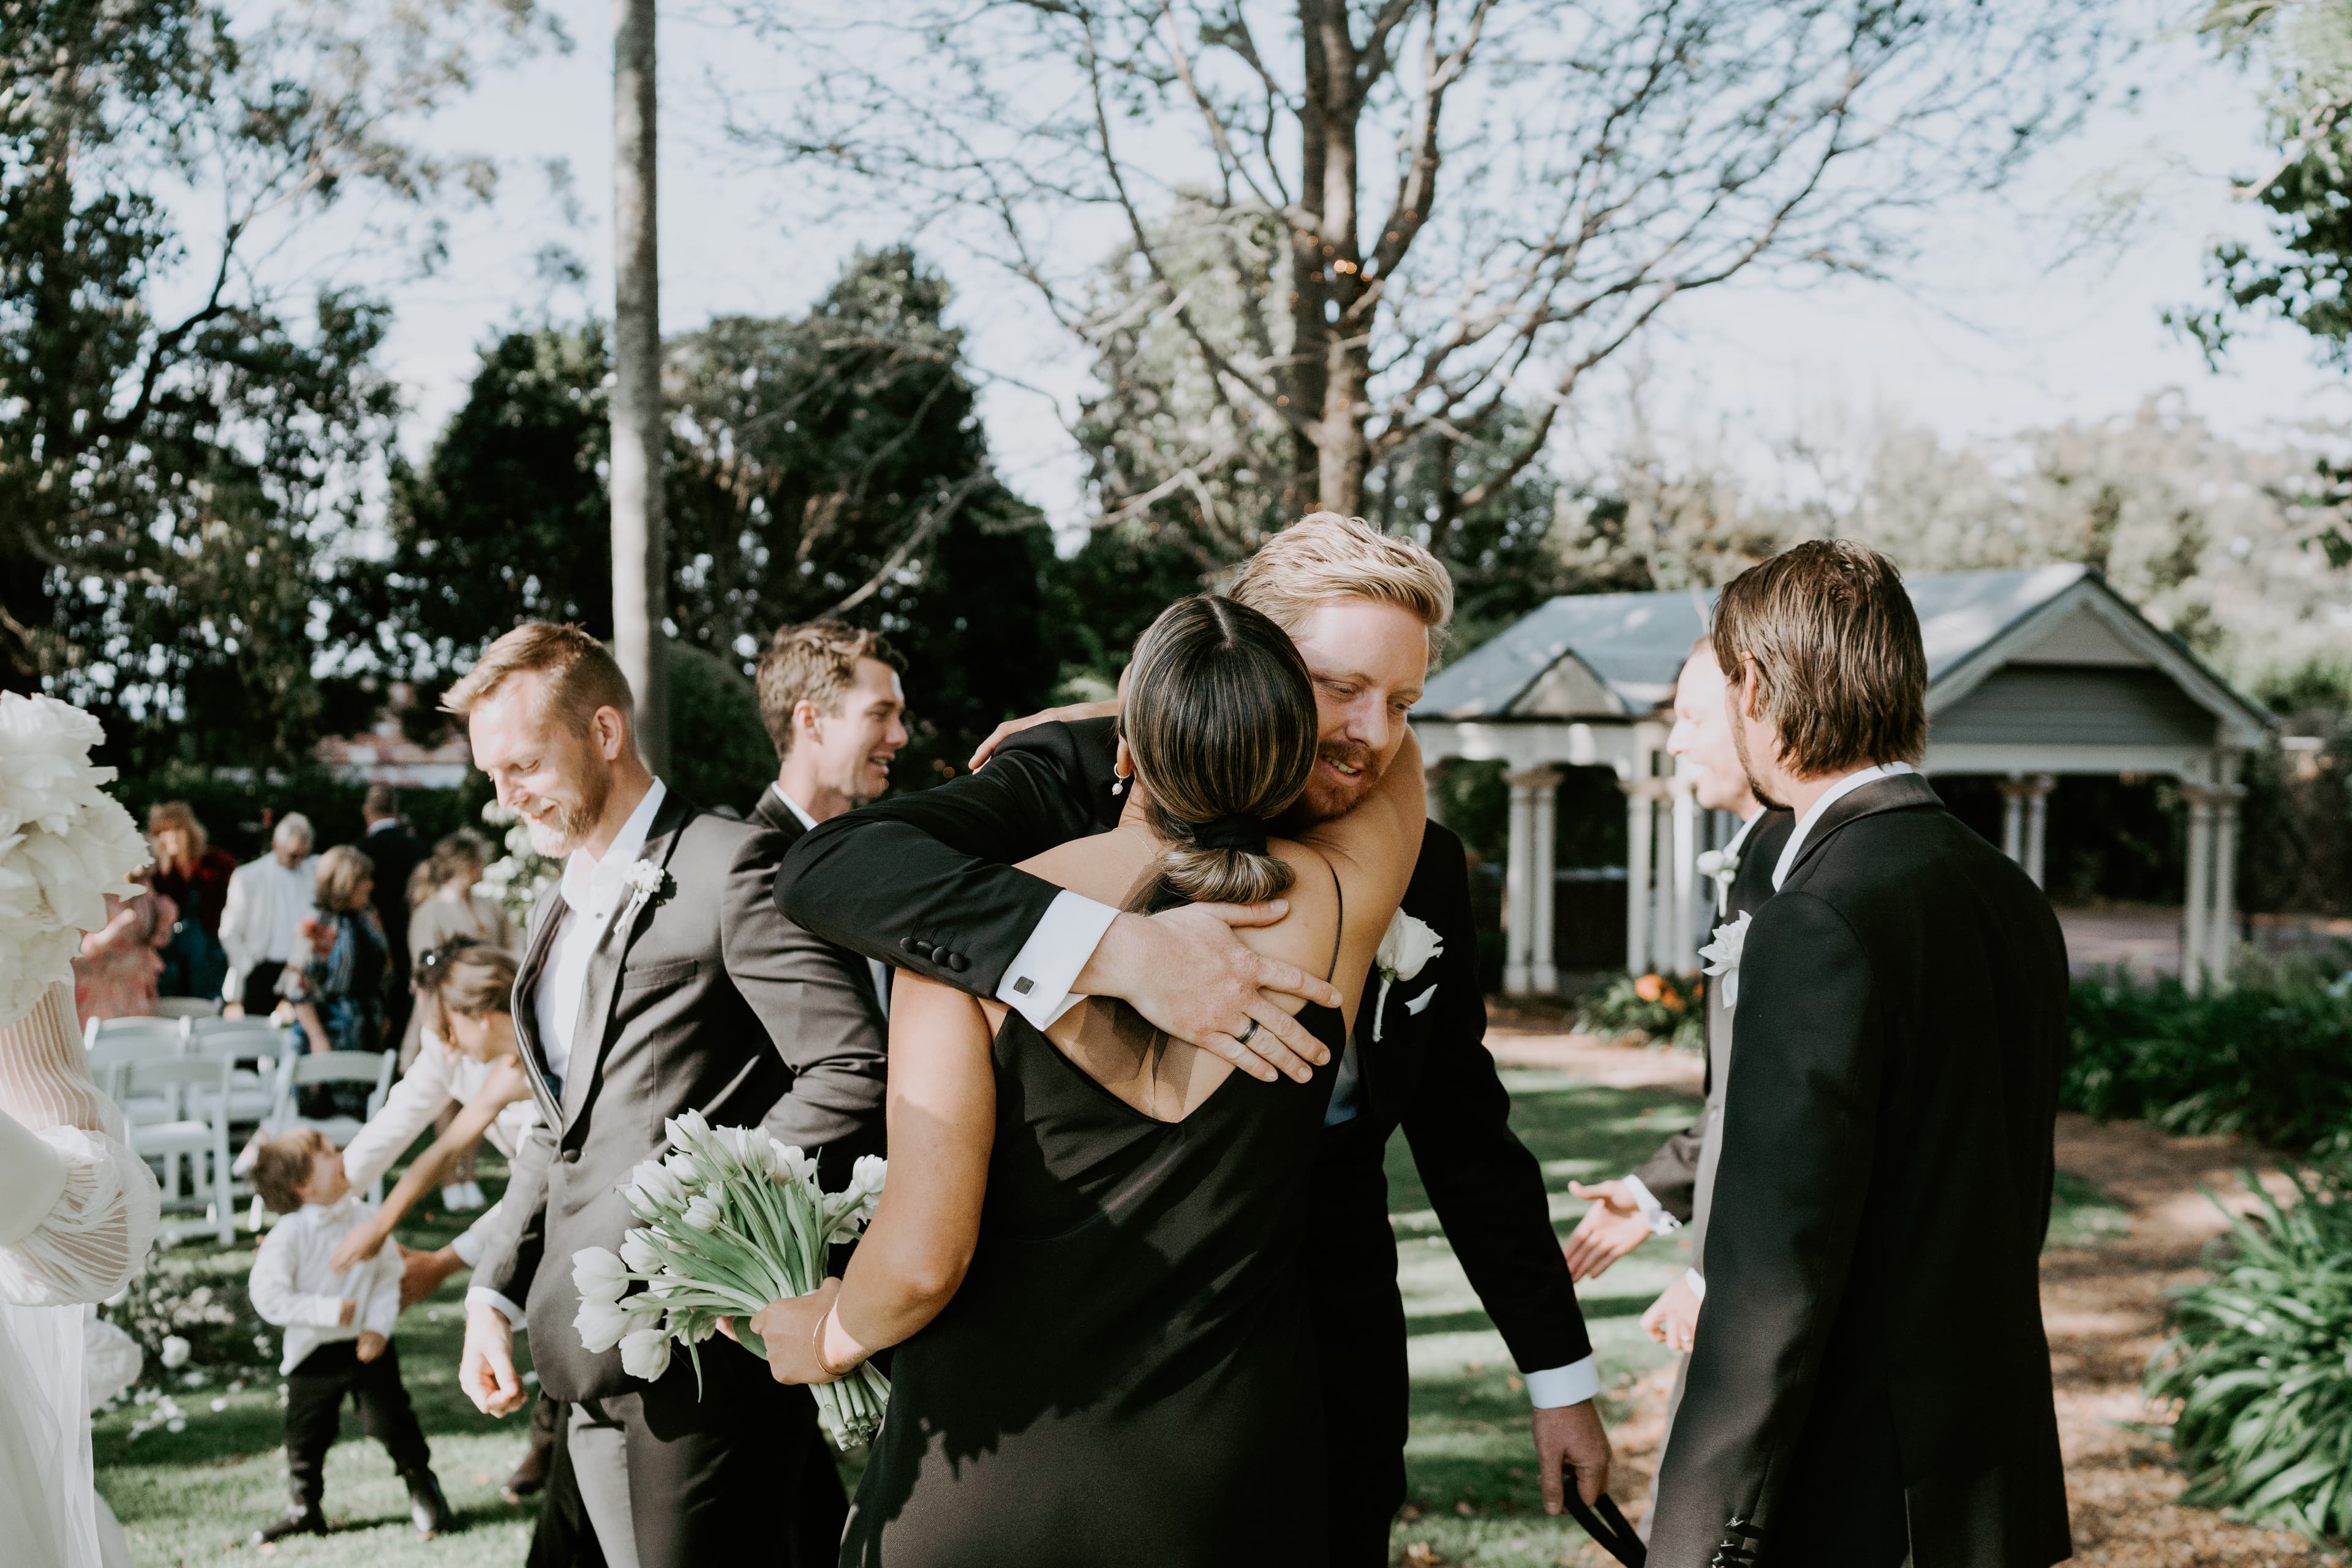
1534, 1400, 1612, 1513
1074, 903, 1343, 1083
461, 1301, 527, 1417
967, 698, 1121, 771
355, 1330, 388, 1363
397, 1244, 465, 1308
1642, 1275, 1702, 1354
1562, 1180, 1654, 1281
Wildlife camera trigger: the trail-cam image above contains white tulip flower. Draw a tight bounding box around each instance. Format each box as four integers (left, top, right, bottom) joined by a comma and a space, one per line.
619, 1233, 663, 1274
619, 1326, 672, 1382
571, 1246, 628, 1305
682, 1195, 723, 1232
574, 1296, 635, 1354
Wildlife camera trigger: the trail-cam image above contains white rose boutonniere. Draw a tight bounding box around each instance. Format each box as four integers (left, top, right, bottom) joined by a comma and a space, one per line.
619, 859, 670, 929
1373, 911, 1444, 1042
1698, 911, 1752, 1010
1695, 846, 1740, 909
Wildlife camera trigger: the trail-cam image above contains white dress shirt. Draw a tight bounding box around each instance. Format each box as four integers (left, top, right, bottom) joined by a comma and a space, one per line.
769, 785, 893, 1020
532, 780, 667, 1086
248, 1193, 406, 1374
1772, 762, 1918, 890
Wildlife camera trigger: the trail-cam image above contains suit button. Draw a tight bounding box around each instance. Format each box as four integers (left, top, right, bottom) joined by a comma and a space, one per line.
911, 940, 935, 960
946, 952, 969, 973
899, 937, 919, 954
560, 1147, 580, 1164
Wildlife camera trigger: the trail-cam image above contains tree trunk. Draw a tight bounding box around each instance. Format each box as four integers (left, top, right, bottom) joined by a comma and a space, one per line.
611, 0, 668, 772
1298, 1, 1371, 517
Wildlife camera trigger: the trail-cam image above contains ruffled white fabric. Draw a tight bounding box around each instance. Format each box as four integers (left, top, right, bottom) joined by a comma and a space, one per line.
0, 1124, 163, 1308
0, 693, 151, 1029
0, 980, 164, 1568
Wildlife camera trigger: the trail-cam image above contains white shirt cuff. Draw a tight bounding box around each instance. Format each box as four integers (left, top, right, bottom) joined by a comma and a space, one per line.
1684, 1268, 1707, 1302
451, 1205, 499, 1269
1619, 1174, 1682, 1236
995, 890, 1118, 1032
1523, 1355, 1602, 1409
467, 1286, 527, 1331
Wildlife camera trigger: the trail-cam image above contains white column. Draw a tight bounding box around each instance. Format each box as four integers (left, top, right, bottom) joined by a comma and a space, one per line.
1999, 774, 2027, 863
1504, 771, 1537, 995
2022, 774, 2055, 890
1623, 772, 1654, 978
2181, 779, 2215, 993
2209, 752, 2243, 984
1668, 772, 1699, 973
1524, 766, 1562, 994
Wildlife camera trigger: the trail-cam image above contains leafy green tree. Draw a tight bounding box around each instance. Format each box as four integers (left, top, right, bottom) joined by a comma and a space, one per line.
362, 247, 1060, 788
1, 0, 542, 769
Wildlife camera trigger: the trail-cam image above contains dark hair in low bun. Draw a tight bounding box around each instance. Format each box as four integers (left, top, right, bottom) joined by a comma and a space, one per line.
1123, 596, 1319, 903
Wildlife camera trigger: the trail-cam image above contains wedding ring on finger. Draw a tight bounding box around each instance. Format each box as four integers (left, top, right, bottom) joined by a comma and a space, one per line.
1235, 1018, 1261, 1047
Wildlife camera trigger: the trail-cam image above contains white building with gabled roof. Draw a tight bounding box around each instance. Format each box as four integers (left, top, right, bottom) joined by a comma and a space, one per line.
1411, 565, 2276, 994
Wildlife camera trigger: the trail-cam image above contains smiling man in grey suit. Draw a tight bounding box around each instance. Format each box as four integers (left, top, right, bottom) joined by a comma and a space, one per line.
448, 622, 886, 1568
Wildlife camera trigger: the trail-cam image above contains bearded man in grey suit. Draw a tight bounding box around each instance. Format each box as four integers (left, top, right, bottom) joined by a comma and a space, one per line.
450, 623, 887, 1568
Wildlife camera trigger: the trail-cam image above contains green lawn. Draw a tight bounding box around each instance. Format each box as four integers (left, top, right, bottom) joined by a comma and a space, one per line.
97, 1069, 2116, 1566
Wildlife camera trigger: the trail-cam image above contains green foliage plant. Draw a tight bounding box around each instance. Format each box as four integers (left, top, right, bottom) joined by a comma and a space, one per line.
2146, 1165, 2352, 1544
1575, 971, 1707, 1051
2064, 961, 2352, 1157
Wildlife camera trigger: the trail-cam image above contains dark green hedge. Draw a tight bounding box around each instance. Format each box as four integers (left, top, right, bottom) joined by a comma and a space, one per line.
2064, 964, 2352, 1158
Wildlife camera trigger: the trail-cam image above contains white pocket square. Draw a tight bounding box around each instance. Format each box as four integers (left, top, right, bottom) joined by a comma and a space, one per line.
1403, 984, 1437, 1016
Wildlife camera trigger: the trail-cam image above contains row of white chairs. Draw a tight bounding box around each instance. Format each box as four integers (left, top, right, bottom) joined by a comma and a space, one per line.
85, 1014, 394, 1245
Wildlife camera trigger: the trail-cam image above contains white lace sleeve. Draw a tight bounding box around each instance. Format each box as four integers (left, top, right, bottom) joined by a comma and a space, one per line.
0, 984, 161, 1306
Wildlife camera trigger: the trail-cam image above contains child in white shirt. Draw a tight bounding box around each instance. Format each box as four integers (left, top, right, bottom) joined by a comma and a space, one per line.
246, 1128, 454, 1544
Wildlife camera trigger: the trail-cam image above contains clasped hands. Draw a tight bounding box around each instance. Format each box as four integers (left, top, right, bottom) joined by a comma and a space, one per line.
1564, 1179, 1701, 1351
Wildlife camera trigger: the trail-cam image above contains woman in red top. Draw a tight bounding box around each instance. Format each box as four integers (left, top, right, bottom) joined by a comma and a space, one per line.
146, 802, 236, 1000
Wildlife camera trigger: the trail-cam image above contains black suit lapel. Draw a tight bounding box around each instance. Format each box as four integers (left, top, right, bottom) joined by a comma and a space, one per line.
561, 792, 696, 1133
1781, 772, 1941, 888
751, 785, 809, 845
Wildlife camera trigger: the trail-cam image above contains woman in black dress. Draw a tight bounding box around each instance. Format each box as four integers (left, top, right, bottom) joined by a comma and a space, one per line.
748, 595, 1424, 1567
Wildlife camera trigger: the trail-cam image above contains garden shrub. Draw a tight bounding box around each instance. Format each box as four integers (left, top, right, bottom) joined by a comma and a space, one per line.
1574, 971, 1706, 1050
2146, 1166, 2352, 1545
2064, 960, 2352, 1157
102, 1243, 279, 1384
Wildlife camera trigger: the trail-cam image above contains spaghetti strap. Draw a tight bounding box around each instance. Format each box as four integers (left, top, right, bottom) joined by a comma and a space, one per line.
1324, 862, 1344, 982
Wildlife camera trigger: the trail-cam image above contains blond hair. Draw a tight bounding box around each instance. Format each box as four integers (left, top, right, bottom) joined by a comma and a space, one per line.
1227, 513, 1454, 654
443, 622, 635, 737
755, 621, 905, 760
313, 844, 375, 914
146, 801, 208, 867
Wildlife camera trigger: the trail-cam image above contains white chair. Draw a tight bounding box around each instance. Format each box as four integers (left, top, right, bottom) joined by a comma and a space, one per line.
151, 997, 222, 1020
116, 1055, 236, 1246
183, 1018, 287, 1125
265, 1054, 398, 1199
86, 1020, 186, 1131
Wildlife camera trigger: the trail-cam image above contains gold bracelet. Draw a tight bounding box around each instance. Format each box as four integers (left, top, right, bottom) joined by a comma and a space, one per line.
810, 1304, 862, 1380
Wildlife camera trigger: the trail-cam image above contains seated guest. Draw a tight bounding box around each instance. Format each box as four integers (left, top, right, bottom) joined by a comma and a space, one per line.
246, 1128, 455, 1545
147, 801, 235, 1000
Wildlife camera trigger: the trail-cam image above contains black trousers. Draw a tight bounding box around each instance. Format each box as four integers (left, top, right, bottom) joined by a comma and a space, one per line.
1306, 1117, 1412, 1568
239, 960, 287, 1019
283, 1339, 432, 1512
567, 1342, 847, 1567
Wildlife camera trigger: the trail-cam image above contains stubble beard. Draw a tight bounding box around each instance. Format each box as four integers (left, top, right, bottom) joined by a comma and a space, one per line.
1727, 714, 1788, 814
521, 764, 612, 858
1296, 741, 1382, 826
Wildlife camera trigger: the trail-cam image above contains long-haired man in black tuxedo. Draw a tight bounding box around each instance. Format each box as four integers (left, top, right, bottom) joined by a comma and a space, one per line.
1646, 541, 2071, 1567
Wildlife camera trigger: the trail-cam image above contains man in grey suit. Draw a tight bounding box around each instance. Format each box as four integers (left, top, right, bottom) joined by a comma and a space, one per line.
746, 620, 911, 1033
450, 623, 887, 1568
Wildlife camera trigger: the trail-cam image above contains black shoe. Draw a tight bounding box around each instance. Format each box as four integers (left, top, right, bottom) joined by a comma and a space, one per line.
251, 1508, 326, 1545
405, 1469, 456, 1538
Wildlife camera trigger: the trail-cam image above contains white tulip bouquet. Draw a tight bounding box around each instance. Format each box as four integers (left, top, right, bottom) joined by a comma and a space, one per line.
569, 1109, 889, 1449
